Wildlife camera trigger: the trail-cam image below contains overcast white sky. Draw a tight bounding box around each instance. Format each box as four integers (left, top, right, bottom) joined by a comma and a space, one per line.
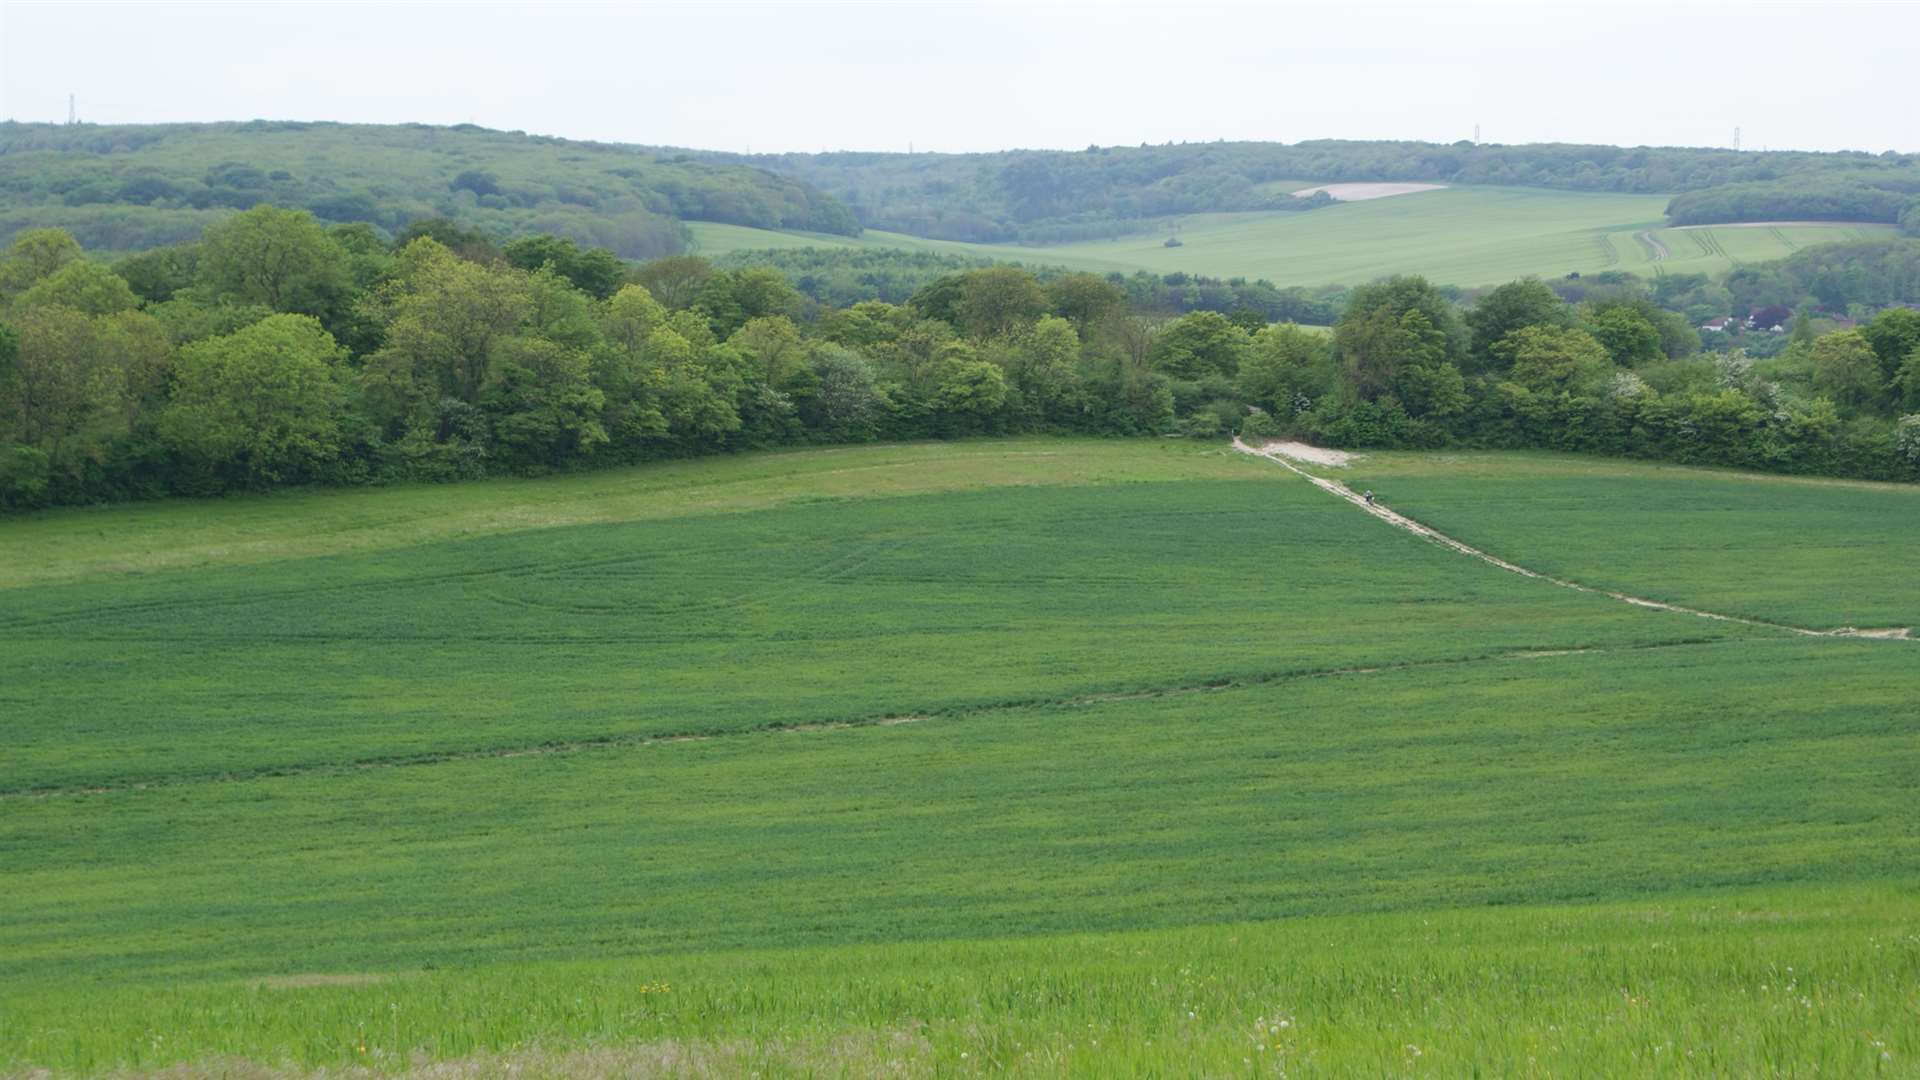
2, 0, 1915, 155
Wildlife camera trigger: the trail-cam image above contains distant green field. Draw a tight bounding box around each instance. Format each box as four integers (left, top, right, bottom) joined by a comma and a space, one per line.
4, 439, 1916, 1076
690, 187, 1900, 287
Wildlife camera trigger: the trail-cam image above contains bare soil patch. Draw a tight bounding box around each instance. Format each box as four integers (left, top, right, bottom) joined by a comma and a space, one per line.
1249, 440, 1354, 467
1293, 183, 1447, 202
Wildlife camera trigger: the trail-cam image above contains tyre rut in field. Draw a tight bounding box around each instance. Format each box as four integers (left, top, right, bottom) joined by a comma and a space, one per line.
1634, 230, 1670, 262
2, 638, 1724, 801
1233, 439, 1912, 642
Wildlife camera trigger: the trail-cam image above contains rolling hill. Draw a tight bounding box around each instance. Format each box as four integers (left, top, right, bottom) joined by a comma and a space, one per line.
691, 185, 1898, 288
3, 438, 1916, 1074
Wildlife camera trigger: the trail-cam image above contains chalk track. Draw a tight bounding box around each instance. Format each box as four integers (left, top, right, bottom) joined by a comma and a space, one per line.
1235, 439, 1911, 641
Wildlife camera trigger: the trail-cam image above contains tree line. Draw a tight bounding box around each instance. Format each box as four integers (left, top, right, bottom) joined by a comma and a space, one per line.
4, 205, 1918, 511
714, 246, 1339, 323
1666, 181, 1918, 227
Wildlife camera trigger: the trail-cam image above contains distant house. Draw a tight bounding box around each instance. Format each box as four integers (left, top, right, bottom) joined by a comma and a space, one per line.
1700, 316, 1734, 332
1747, 305, 1794, 331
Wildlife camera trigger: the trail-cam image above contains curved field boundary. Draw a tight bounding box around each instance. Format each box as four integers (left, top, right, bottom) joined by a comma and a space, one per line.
1234, 439, 1911, 641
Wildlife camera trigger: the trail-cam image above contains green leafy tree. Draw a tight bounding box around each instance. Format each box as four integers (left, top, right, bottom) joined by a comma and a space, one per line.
13, 262, 141, 316
1466, 279, 1570, 370
1490, 326, 1614, 395
482, 335, 609, 469
1045, 273, 1128, 337
693, 267, 801, 338
631, 255, 713, 310
907, 273, 967, 325
112, 245, 200, 305
394, 219, 501, 264
0, 229, 84, 300
1148, 311, 1251, 379
159, 314, 350, 482
729, 316, 809, 389
1341, 276, 1468, 365
953, 267, 1049, 340
1809, 329, 1885, 413
658, 366, 742, 446
1335, 304, 1464, 417
2, 306, 169, 474
818, 301, 909, 351
933, 359, 1010, 427
1581, 305, 1663, 366
602, 284, 667, 356
805, 346, 885, 438
196, 205, 352, 317
504, 235, 626, 300
1860, 307, 1920, 384
363, 238, 534, 417
998, 316, 1084, 424
1894, 348, 1920, 412
1235, 323, 1331, 415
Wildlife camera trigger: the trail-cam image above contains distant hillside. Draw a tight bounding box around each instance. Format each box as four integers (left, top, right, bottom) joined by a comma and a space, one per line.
5, 123, 1916, 260
0, 121, 860, 255
683, 139, 1920, 242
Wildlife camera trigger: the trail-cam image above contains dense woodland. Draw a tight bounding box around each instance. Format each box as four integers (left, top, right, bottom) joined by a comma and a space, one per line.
0, 122, 858, 255
4, 205, 1919, 511
695, 139, 1920, 241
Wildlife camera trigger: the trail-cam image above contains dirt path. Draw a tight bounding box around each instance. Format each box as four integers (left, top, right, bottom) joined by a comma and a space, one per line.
1234, 439, 1912, 641
1636, 230, 1670, 262
1674, 220, 1886, 230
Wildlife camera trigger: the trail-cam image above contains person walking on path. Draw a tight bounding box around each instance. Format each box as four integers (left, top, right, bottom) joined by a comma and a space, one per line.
1363, 490, 1375, 507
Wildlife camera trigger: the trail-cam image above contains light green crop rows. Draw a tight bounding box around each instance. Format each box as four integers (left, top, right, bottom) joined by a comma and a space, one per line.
689, 187, 1898, 287
3, 439, 1915, 1076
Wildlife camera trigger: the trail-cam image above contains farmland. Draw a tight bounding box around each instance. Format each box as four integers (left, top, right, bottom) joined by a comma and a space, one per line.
3, 439, 1917, 1076
689, 186, 1899, 288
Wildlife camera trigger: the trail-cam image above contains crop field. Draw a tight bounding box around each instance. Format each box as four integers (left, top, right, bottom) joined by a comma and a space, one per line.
689, 187, 1898, 288
3, 439, 1918, 1076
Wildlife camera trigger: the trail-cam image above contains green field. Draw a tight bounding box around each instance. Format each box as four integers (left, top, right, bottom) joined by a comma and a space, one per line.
4, 439, 1917, 1076
1342, 450, 1920, 630
689, 187, 1899, 288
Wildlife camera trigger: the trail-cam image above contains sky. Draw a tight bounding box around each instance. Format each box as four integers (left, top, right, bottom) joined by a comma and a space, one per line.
2, 0, 1916, 156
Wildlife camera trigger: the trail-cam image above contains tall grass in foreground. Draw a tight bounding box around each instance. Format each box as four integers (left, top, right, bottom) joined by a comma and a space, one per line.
5, 887, 1915, 1077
